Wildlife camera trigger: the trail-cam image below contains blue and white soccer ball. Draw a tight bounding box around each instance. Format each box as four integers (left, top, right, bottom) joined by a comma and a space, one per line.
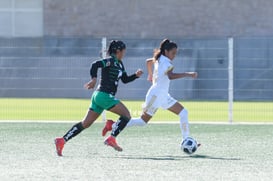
181, 137, 198, 154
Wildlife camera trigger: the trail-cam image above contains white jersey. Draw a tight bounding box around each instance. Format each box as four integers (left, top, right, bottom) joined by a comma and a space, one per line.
151, 55, 174, 93
143, 55, 177, 116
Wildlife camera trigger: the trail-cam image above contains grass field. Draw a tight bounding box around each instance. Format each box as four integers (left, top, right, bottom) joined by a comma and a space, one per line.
0, 122, 272, 181
0, 98, 272, 122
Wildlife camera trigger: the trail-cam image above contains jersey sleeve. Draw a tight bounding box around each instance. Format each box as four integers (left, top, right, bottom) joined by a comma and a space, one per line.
164, 61, 174, 75
121, 72, 138, 83
90, 59, 109, 78
120, 61, 138, 83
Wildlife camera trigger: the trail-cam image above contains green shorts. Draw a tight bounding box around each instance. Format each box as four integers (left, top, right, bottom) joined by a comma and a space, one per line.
89, 91, 120, 114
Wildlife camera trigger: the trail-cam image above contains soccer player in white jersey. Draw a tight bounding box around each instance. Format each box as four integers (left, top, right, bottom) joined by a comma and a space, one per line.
102, 39, 199, 146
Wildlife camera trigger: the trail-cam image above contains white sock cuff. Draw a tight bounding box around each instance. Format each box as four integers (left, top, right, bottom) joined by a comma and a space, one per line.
179, 108, 188, 118
139, 119, 146, 126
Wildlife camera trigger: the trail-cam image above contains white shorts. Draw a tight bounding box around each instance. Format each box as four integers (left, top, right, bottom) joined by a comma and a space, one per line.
143, 90, 177, 116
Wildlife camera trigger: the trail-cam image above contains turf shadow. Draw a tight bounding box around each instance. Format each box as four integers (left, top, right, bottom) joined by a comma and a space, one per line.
111, 154, 241, 161
190, 154, 242, 161
117, 155, 188, 161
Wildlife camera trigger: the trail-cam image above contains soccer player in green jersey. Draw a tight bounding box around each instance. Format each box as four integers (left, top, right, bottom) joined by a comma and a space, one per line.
55, 40, 143, 156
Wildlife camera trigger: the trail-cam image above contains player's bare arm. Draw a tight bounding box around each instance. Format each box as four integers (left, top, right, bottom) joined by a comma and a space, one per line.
84, 57, 105, 89
146, 58, 154, 81
167, 69, 198, 80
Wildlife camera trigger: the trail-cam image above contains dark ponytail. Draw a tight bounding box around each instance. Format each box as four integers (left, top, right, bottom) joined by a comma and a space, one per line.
153, 39, 177, 60
107, 40, 126, 55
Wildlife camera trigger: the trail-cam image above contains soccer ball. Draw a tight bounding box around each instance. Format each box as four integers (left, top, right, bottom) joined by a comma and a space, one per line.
181, 137, 198, 154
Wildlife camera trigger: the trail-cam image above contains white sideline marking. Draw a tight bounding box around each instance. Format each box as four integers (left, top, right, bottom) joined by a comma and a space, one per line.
0, 120, 273, 125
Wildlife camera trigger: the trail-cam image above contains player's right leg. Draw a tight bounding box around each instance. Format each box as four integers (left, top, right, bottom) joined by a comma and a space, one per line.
55, 93, 102, 156
126, 93, 158, 127
55, 109, 100, 156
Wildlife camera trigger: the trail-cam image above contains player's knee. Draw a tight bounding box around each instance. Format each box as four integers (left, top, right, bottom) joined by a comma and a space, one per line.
119, 115, 131, 125
124, 114, 131, 120
122, 111, 131, 120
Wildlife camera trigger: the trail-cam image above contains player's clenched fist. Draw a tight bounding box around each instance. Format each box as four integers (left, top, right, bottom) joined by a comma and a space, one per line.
190, 72, 198, 79
84, 78, 97, 89
135, 69, 143, 77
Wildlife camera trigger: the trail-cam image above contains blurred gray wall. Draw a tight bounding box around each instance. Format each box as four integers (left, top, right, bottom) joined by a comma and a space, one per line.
0, 0, 273, 38
2, 0, 273, 38
44, 0, 273, 37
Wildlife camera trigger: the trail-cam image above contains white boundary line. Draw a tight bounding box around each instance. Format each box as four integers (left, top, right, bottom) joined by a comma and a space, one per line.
0, 120, 273, 125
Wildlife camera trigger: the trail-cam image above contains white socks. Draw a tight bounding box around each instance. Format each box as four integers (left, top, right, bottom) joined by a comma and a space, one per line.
112, 118, 146, 129
126, 118, 146, 127
179, 109, 190, 140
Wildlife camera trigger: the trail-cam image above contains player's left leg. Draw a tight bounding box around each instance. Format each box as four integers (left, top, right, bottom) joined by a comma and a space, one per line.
167, 102, 190, 140
103, 102, 132, 151
108, 101, 131, 136
162, 94, 189, 140
168, 101, 201, 147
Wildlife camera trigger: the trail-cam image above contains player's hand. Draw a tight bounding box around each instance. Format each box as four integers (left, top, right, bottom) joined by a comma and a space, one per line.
136, 69, 143, 77
190, 72, 198, 79
147, 74, 153, 82
84, 78, 97, 90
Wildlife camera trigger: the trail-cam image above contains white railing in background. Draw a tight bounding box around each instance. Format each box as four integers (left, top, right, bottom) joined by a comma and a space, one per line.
228, 37, 234, 123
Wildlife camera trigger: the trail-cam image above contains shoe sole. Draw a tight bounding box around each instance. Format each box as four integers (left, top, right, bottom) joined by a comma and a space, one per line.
104, 141, 123, 152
